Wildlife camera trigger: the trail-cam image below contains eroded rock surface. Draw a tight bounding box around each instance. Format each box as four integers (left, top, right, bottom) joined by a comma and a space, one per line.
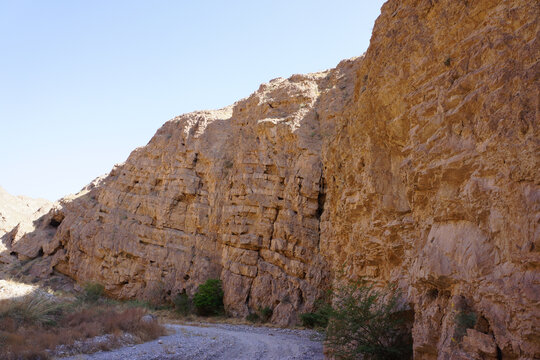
322, 0, 539, 358
3, 0, 538, 358
10, 59, 360, 327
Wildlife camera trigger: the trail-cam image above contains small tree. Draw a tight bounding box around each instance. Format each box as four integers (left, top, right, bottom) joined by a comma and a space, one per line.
193, 279, 224, 316
325, 280, 412, 360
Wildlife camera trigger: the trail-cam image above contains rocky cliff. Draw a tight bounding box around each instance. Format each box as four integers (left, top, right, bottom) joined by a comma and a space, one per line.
322, 1, 539, 358
9, 59, 361, 327
2, 0, 538, 358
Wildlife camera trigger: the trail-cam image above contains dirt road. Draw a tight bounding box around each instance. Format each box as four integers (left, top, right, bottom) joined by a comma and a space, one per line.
61, 323, 324, 360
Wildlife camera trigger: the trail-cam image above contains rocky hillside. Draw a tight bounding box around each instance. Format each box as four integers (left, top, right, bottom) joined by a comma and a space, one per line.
3, 0, 538, 358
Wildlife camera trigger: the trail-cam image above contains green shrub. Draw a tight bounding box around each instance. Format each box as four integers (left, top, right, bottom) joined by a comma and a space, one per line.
300, 296, 332, 329
259, 306, 273, 323
246, 313, 260, 322
245, 307, 273, 323
81, 282, 104, 303
300, 311, 329, 328
173, 292, 192, 316
454, 310, 477, 340
193, 279, 224, 316
325, 281, 413, 360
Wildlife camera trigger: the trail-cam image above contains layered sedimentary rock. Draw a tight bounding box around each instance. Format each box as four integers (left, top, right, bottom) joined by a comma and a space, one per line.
4, 0, 538, 358
321, 0, 539, 358
10, 59, 360, 326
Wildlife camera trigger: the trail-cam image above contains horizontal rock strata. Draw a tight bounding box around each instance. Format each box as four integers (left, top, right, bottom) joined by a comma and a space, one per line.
7, 59, 361, 326
322, 0, 539, 358
2, 0, 538, 357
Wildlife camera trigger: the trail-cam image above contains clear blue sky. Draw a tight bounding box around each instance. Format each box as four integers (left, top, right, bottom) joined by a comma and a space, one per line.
0, 1, 385, 201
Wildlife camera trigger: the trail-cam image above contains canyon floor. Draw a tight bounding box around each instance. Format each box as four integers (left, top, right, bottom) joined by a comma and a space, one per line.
0, 272, 323, 360
61, 323, 324, 360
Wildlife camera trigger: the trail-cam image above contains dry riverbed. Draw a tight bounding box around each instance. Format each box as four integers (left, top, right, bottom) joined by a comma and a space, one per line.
60, 323, 324, 360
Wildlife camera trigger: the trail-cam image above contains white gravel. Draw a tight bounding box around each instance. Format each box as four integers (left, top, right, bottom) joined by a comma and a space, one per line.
59, 323, 324, 360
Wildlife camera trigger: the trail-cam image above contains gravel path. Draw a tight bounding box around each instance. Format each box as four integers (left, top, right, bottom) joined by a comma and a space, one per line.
60, 323, 324, 360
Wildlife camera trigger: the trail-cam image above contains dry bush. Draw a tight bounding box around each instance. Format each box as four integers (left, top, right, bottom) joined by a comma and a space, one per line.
0, 294, 166, 360
99, 307, 166, 341
325, 281, 413, 360
0, 291, 63, 326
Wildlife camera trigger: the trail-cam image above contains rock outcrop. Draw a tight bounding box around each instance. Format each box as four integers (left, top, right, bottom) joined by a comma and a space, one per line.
0, 186, 52, 264
321, 0, 539, 358
2, 0, 538, 358
7, 59, 361, 327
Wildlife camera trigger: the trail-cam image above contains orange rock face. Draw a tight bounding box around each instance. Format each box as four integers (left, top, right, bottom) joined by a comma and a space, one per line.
34, 59, 360, 327
321, 0, 539, 358
3, 0, 538, 357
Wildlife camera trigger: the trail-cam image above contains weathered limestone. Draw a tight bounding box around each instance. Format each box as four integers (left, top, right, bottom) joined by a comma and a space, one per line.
5, 59, 360, 327
321, 0, 539, 358
2, 0, 538, 357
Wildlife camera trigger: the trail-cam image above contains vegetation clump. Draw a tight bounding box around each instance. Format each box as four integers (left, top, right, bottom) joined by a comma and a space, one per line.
193, 279, 224, 316
259, 306, 273, 322
80, 282, 104, 303
300, 294, 332, 329
0, 291, 63, 326
173, 291, 192, 316
305, 280, 412, 360
454, 310, 477, 341
0, 289, 165, 359
300, 311, 329, 329
246, 312, 260, 322
246, 306, 273, 323
300, 291, 333, 329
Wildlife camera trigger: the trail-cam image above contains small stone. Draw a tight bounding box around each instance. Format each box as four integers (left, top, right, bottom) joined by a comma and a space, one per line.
141, 314, 157, 323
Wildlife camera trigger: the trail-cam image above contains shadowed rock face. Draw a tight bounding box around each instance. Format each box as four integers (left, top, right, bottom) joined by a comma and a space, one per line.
2, 0, 538, 357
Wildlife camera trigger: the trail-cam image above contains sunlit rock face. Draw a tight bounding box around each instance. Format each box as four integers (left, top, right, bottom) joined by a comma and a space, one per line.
0, 186, 52, 264
21, 59, 360, 327
321, 0, 539, 358
4, 0, 538, 357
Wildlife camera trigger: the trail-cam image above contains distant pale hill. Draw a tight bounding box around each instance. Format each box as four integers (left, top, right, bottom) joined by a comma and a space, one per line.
0, 186, 52, 262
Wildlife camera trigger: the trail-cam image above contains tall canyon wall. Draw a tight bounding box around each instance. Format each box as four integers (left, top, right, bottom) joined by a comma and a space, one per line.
3, 0, 538, 358
321, 0, 538, 358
